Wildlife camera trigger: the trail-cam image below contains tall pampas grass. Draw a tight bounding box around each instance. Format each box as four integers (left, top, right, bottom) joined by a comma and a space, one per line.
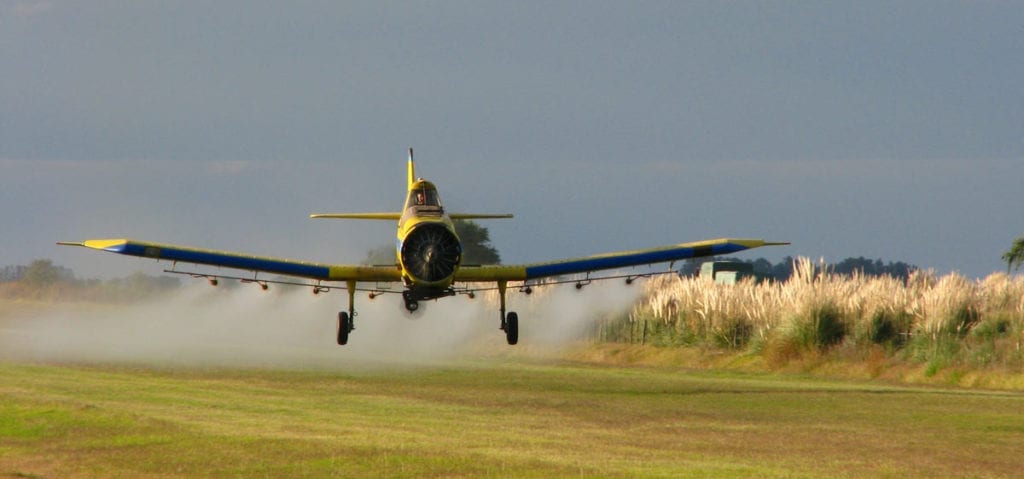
621, 257, 1024, 369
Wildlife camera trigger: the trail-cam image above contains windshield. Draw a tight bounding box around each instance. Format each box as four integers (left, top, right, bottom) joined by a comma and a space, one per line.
407, 186, 441, 208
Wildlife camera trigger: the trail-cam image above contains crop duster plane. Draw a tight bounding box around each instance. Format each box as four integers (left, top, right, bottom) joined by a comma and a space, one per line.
59, 149, 788, 345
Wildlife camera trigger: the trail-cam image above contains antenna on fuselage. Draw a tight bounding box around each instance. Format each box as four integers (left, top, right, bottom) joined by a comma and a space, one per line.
407, 148, 415, 189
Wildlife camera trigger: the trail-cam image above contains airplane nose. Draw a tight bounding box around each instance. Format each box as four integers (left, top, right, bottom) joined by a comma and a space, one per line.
400, 223, 462, 282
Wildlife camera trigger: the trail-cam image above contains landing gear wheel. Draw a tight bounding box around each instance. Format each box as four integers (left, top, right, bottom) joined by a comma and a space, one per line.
504, 312, 519, 345
337, 311, 353, 346
402, 291, 420, 312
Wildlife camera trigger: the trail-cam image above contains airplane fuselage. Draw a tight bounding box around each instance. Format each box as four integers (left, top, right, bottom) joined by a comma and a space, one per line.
396, 179, 462, 298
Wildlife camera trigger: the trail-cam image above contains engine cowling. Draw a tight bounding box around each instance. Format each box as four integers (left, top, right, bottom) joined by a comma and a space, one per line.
400, 223, 462, 283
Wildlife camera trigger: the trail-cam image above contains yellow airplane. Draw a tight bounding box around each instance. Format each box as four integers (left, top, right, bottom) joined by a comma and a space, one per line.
59, 149, 788, 345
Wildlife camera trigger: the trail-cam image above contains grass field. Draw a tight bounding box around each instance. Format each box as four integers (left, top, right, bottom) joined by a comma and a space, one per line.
2, 359, 1022, 478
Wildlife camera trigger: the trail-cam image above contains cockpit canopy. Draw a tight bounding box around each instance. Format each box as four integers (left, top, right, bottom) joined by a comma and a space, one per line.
405, 181, 442, 213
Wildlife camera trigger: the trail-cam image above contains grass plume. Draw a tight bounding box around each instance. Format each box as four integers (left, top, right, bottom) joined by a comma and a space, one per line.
618, 258, 1024, 374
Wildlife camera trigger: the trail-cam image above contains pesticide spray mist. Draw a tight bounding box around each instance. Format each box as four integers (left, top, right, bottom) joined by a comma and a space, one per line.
0, 277, 643, 369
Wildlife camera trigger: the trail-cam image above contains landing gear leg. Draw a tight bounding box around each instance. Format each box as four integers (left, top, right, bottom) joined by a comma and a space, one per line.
337, 281, 357, 346
497, 281, 519, 345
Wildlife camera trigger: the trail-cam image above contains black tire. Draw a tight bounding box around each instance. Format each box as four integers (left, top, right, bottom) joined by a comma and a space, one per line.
402, 291, 420, 312
505, 312, 519, 345
337, 312, 351, 346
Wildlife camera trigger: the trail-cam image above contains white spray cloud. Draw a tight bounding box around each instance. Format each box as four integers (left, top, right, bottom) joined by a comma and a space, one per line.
0, 274, 645, 369
513, 278, 643, 345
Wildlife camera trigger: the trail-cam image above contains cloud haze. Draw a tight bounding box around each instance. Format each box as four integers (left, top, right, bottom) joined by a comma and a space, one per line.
2, 1, 1021, 278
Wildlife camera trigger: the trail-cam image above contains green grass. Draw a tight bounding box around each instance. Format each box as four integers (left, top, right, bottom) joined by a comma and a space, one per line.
2, 360, 1023, 478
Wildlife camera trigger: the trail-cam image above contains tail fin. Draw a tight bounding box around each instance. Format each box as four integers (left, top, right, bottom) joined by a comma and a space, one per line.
407, 148, 415, 189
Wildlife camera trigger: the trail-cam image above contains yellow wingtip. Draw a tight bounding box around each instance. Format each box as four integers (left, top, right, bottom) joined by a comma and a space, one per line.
58, 239, 131, 251
60, 239, 129, 251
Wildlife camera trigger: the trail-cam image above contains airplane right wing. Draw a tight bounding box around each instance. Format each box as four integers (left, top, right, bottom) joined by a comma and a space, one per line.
454, 238, 788, 283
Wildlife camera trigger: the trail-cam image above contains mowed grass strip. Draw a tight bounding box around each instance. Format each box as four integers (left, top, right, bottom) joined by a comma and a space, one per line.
1, 361, 1022, 478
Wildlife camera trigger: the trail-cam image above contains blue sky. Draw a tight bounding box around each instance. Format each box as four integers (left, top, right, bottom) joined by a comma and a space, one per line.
2, 1, 1021, 279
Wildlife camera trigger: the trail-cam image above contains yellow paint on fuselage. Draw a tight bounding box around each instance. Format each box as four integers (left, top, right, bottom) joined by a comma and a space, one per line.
397, 179, 461, 289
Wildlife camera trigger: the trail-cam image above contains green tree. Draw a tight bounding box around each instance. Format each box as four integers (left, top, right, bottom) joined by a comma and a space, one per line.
453, 219, 501, 264
1002, 235, 1024, 273
22, 259, 66, 286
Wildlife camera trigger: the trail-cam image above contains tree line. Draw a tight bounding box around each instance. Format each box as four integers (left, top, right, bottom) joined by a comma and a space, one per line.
682, 256, 919, 282
0, 259, 181, 302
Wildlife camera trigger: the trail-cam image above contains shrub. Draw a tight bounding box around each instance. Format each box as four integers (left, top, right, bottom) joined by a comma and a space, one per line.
788, 302, 846, 351
865, 309, 912, 347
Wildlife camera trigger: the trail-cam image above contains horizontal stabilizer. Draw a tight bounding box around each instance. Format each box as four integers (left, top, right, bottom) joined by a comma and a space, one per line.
310, 213, 402, 220
449, 213, 514, 220
310, 212, 512, 220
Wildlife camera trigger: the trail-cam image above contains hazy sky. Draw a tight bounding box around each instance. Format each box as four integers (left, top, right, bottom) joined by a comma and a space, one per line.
2, 1, 1021, 279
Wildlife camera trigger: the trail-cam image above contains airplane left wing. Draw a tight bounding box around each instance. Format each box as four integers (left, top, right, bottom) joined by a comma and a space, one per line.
454, 238, 788, 283
57, 239, 402, 282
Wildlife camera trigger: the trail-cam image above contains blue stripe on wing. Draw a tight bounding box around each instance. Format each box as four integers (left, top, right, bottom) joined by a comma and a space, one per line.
103, 240, 332, 279
523, 241, 748, 279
